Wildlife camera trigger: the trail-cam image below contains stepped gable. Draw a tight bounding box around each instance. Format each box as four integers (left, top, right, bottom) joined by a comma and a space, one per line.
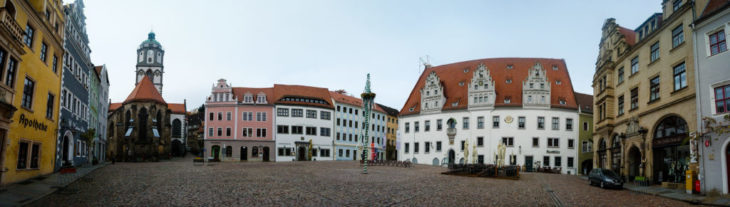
400, 57, 578, 116
273, 84, 333, 109
329, 91, 385, 113
123, 76, 166, 105
232, 87, 274, 104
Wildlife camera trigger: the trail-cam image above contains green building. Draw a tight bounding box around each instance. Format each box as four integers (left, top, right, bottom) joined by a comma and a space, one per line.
576, 93, 593, 175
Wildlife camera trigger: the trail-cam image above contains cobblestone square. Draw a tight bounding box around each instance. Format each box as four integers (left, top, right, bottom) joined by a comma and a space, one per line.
30, 158, 699, 206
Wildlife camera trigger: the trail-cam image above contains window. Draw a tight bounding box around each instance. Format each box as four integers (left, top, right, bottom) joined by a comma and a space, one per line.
504, 97, 511, 103
405, 122, 410, 133
17, 141, 28, 169
537, 117, 544, 129
518, 116, 525, 129
52, 55, 58, 73
568, 139, 574, 149
673, 62, 687, 91
436, 141, 442, 151
226, 112, 232, 120
664, 23, 679, 48
463, 117, 469, 129
477, 137, 484, 146
291, 126, 303, 134
617, 67, 624, 84
277, 108, 289, 117
650, 42, 659, 62
320, 111, 331, 120
257, 128, 267, 137
492, 116, 500, 128
461, 140, 465, 151
217, 112, 222, 121
21, 78, 34, 109
650, 76, 660, 102
436, 119, 442, 131
551, 117, 559, 130
477, 116, 484, 129
30, 143, 39, 169
555, 156, 562, 167
306, 127, 317, 135
548, 138, 559, 148
425, 142, 430, 153
405, 143, 409, 153
217, 128, 222, 136
258, 112, 267, 121
583, 122, 589, 131
631, 56, 639, 74
631, 88, 639, 110
209, 113, 213, 121
306, 110, 317, 119
24, 25, 34, 47
673, 0, 682, 11
614, 95, 623, 116
714, 85, 730, 113
532, 137, 539, 147
320, 127, 331, 136
291, 109, 303, 117
567, 157, 574, 168
208, 128, 213, 137
710, 30, 727, 55
424, 120, 430, 132
46, 93, 54, 119
543, 156, 550, 166
414, 121, 419, 132
414, 142, 419, 153
40, 43, 47, 62
4, 58, 17, 87
501, 137, 513, 147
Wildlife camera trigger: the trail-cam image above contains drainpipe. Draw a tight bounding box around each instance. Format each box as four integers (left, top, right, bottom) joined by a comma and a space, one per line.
688, 0, 706, 194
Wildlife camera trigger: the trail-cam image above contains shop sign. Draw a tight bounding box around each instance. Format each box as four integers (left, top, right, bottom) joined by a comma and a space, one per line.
546, 150, 560, 154
18, 114, 48, 131
652, 136, 684, 148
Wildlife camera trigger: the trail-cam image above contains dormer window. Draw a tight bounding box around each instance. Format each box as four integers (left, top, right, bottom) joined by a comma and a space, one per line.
504, 97, 511, 104
506, 79, 512, 84
507, 64, 513, 69
452, 102, 458, 107
256, 94, 267, 104
556, 80, 562, 85
552, 65, 558, 70
463, 68, 469, 73
560, 99, 566, 105
409, 107, 414, 112
458, 81, 464, 86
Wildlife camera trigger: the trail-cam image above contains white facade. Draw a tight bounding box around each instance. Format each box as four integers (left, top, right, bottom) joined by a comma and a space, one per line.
274, 105, 335, 161
170, 113, 186, 146
333, 101, 387, 161
398, 108, 580, 174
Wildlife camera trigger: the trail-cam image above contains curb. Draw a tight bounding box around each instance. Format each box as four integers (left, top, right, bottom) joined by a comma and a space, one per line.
20, 163, 109, 206
624, 186, 727, 207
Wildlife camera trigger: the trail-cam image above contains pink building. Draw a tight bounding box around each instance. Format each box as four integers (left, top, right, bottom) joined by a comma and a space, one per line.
204, 79, 274, 161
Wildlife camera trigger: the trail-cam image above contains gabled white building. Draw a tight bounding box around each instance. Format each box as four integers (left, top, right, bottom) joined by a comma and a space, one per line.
398, 58, 581, 174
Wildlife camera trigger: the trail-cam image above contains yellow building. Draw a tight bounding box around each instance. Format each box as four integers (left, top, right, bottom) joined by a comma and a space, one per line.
378, 104, 399, 160
0, 0, 64, 185
593, 0, 708, 185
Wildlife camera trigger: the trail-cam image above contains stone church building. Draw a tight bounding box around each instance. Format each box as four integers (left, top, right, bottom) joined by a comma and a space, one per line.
107, 32, 186, 161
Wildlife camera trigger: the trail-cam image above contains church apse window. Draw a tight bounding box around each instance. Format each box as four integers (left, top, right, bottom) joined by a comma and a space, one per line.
172, 119, 181, 138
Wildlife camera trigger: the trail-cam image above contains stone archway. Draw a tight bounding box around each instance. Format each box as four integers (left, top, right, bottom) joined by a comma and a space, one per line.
628, 145, 642, 181
651, 115, 689, 184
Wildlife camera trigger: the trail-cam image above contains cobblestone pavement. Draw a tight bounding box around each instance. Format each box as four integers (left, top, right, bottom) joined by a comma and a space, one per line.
32, 158, 700, 206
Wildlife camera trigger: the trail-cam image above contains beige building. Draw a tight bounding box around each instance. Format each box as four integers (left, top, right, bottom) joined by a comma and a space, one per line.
593, 0, 709, 184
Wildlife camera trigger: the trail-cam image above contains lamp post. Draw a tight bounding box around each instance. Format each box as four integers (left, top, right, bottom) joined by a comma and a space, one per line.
361, 74, 376, 174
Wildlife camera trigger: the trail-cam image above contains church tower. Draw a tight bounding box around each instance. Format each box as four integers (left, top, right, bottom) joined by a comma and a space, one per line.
136, 31, 165, 93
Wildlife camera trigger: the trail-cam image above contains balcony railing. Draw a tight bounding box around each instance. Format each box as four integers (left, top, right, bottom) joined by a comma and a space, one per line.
0, 8, 24, 46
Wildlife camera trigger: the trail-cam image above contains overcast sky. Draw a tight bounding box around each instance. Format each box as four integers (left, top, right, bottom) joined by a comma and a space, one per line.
84, 0, 661, 111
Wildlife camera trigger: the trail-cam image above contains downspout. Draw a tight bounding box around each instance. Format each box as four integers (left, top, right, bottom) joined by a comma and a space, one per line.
689, 0, 707, 194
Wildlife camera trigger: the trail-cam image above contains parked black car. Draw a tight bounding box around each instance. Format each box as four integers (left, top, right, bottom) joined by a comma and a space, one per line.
588, 168, 623, 189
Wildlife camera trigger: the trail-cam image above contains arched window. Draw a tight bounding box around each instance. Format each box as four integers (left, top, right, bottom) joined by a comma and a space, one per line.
5, 1, 16, 18
145, 70, 152, 80
125, 110, 131, 128
225, 146, 232, 157
654, 116, 688, 138
156, 111, 162, 129
172, 119, 181, 138
138, 108, 148, 142
598, 138, 607, 168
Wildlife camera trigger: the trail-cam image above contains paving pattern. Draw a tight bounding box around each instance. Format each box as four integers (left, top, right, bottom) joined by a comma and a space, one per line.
33, 158, 700, 206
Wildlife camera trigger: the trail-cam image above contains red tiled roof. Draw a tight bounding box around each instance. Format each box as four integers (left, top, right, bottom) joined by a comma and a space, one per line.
109, 103, 122, 112
618, 26, 636, 46
574, 92, 593, 114
273, 84, 333, 109
700, 0, 730, 20
329, 91, 385, 113
232, 87, 274, 104
399, 58, 578, 116
123, 76, 166, 105
168, 103, 186, 114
